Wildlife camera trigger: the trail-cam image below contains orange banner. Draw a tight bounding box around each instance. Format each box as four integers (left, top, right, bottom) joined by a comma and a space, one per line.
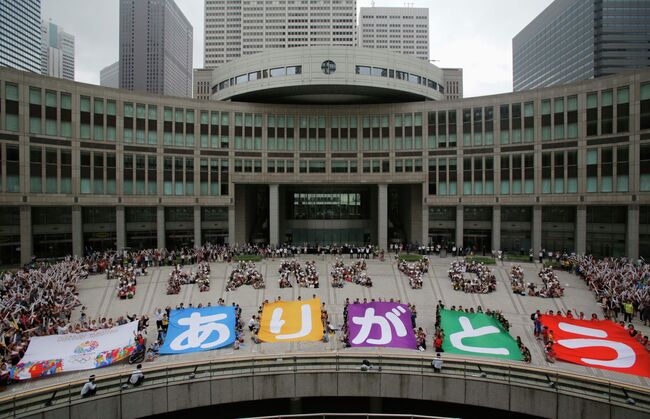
259, 298, 323, 342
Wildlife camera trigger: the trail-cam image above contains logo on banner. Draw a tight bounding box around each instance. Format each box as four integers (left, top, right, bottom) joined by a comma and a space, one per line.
540, 316, 650, 377
160, 306, 236, 354
259, 298, 323, 342
439, 309, 522, 360
347, 302, 416, 349
74, 341, 99, 354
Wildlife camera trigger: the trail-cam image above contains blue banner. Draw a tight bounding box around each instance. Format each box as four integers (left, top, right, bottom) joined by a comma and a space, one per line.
160, 306, 236, 354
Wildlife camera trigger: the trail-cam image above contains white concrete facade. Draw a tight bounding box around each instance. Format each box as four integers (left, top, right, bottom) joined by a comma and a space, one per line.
358, 7, 429, 62
442, 68, 463, 100
204, 0, 357, 69
41, 20, 75, 81
100, 61, 119, 89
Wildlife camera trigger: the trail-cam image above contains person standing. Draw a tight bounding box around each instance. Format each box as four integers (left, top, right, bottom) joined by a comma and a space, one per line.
432, 354, 443, 373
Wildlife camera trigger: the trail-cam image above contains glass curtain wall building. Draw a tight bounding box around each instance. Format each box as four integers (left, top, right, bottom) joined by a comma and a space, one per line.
513, 0, 650, 91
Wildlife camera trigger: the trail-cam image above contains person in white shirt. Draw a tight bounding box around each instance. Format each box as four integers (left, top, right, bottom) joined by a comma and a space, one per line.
128, 364, 144, 386
80, 375, 97, 397
432, 353, 443, 373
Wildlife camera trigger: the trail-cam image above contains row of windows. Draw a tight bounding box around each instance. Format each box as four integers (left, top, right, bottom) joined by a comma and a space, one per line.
7, 83, 650, 150
8, 142, 650, 196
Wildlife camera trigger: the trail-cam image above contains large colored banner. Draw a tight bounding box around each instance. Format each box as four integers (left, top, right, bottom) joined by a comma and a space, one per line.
347, 302, 416, 349
11, 321, 138, 380
160, 306, 236, 354
540, 316, 650, 378
440, 309, 522, 361
259, 298, 323, 342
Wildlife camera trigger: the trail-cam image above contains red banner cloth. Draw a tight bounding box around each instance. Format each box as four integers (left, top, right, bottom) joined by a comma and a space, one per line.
540, 316, 650, 378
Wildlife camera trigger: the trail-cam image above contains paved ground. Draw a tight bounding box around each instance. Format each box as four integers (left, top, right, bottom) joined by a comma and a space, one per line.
5, 254, 650, 396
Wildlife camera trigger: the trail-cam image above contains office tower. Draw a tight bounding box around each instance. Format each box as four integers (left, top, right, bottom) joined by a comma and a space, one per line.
119, 0, 193, 97
203, 0, 357, 68
41, 20, 75, 80
0, 0, 42, 73
442, 68, 463, 100
100, 61, 119, 88
513, 0, 650, 91
358, 6, 429, 61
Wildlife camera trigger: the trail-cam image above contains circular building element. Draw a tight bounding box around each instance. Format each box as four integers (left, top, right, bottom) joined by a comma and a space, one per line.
321, 60, 336, 75
210, 46, 445, 104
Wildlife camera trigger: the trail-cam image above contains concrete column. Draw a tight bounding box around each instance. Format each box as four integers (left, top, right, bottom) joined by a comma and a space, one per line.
455, 205, 463, 250
576, 205, 586, 255
71, 206, 83, 258
378, 184, 388, 250
116, 206, 126, 250
20, 206, 32, 264
422, 205, 429, 245
532, 205, 542, 253
228, 205, 236, 245
627, 205, 639, 260
157, 205, 165, 249
492, 206, 501, 252
269, 184, 279, 246
194, 205, 202, 247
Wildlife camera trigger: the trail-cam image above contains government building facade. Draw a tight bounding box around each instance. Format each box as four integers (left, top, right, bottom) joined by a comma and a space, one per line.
1, 49, 650, 265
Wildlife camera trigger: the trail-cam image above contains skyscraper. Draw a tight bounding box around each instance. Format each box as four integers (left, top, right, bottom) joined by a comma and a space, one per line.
203, 0, 357, 69
119, 0, 193, 97
0, 0, 42, 73
442, 68, 463, 100
41, 20, 75, 81
358, 6, 429, 61
100, 61, 119, 88
513, 0, 650, 91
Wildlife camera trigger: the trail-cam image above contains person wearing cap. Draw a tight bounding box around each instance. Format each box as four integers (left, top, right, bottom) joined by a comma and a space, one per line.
80, 375, 97, 397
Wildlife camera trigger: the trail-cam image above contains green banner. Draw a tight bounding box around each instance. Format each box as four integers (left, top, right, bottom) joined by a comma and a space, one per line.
440, 309, 522, 361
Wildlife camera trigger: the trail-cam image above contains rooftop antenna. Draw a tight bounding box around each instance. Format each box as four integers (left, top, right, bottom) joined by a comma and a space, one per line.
371, 0, 375, 6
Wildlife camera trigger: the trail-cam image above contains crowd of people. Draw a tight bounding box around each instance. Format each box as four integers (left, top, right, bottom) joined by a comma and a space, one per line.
113, 265, 142, 300
277, 260, 320, 288
0, 258, 88, 381
330, 259, 372, 288
396, 257, 428, 289
226, 261, 265, 291
509, 265, 564, 298
448, 260, 497, 294
166, 262, 211, 295
576, 256, 649, 326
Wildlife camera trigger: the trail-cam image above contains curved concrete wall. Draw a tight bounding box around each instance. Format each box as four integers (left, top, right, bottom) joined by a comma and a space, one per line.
19, 371, 647, 419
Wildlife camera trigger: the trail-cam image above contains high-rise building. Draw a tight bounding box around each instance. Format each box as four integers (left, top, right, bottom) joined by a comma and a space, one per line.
0, 0, 42, 73
442, 68, 463, 100
193, 68, 213, 100
203, 0, 357, 69
119, 0, 193, 97
513, 0, 650, 91
41, 20, 75, 81
100, 61, 119, 88
358, 7, 429, 62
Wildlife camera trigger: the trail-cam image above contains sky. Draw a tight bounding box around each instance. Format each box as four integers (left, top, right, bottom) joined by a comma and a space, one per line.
42, 0, 554, 98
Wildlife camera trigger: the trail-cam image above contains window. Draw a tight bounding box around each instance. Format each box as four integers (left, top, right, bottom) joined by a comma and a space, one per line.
601, 90, 613, 135
29, 87, 41, 134
617, 87, 629, 133
586, 149, 598, 192
4, 83, 19, 131
587, 93, 598, 136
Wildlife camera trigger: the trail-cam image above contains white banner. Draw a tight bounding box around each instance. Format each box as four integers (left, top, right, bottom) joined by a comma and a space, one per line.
12, 321, 138, 380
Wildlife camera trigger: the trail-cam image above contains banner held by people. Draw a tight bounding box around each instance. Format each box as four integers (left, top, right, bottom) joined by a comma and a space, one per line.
540, 315, 650, 378
160, 306, 236, 354
347, 302, 416, 349
259, 298, 323, 342
440, 309, 522, 361
11, 321, 138, 380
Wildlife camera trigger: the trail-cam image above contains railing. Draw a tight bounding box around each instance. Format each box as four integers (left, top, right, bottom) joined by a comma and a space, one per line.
0, 352, 648, 418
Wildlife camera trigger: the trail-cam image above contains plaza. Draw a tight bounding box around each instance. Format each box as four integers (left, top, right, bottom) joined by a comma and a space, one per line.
5, 254, 649, 397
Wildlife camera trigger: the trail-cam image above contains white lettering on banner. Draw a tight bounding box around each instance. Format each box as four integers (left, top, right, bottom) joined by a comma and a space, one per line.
351, 306, 408, 345
169, 312, 230, 351
449, 317, 510, 355
557, 322, 636, 368
270, 304, 313, 340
